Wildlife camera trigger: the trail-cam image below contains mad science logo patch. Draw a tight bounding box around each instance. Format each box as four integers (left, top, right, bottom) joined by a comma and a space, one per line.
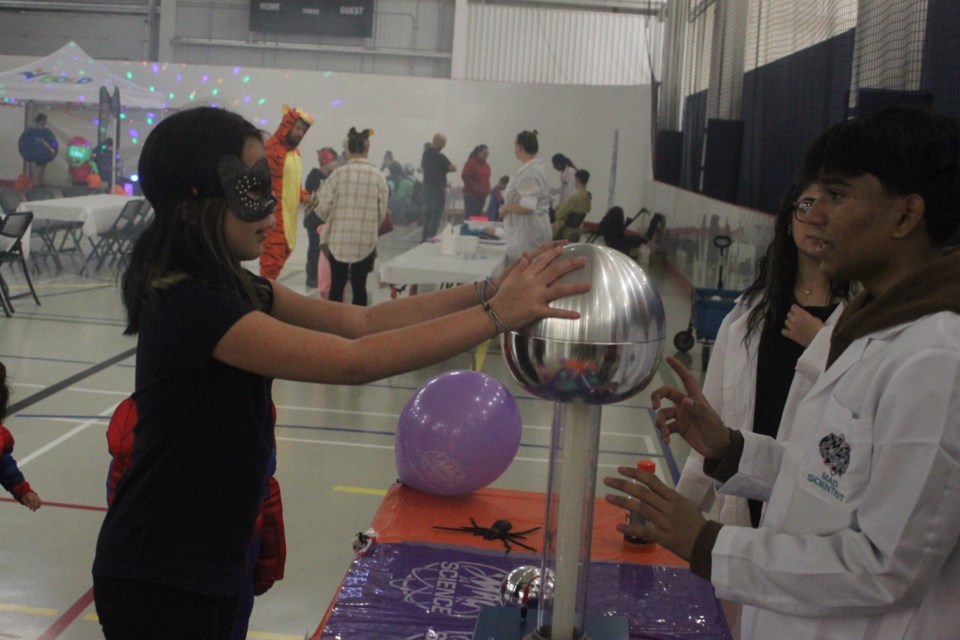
391, 560, 506, 618
819, 433, 851, 477
805, 433, 851, 503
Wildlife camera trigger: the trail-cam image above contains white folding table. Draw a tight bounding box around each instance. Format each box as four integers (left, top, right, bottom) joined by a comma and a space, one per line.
378, 239, 506, 294
15, 194, 141, 258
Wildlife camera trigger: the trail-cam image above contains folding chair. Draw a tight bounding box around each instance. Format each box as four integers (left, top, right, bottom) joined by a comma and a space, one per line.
62, 185, 91, 197
82, 198, 144, 274
114, 200, 153, 271
0, 189, 21, 217
0, 211, 42, 314
25, 187, 57, 202
0, 189, 46, 278
25, 186, 84, 273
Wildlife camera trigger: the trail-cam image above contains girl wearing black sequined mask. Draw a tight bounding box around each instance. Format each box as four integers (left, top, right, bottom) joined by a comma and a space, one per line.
93, 106, 590, 640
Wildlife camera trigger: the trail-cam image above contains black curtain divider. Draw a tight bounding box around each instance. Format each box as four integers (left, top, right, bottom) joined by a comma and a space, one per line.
856, 88, 934, 116
737, 29, 855, 214
922, 0, 960, 120
680, 90, 708, 192
654, 129, 684, 186
702, 118, 744, 202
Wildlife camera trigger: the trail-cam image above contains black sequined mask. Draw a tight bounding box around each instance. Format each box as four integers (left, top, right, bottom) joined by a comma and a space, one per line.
217, 155, 277, 222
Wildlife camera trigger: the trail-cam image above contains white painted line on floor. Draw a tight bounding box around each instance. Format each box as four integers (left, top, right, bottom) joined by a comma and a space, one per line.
16, 404, 121, 468
11, 384, 131, 396
277, 436, 394, 450
30, 417, 108, 424
276, 405, 400, 419
61, 387, 132, 397
274, 404, 652, 439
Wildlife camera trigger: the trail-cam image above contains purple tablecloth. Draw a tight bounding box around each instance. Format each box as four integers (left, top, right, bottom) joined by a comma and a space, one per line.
318, 542, 731, 639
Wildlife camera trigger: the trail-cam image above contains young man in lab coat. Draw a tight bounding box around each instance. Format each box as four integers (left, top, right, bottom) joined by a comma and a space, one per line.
605, 106, 960, 640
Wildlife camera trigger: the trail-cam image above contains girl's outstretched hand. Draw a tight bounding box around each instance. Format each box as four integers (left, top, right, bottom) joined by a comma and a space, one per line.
490, 240, 569, 290
489, 245, 589, 331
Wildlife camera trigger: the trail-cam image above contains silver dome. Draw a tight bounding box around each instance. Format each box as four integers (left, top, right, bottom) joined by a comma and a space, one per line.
503, 243, 665, 404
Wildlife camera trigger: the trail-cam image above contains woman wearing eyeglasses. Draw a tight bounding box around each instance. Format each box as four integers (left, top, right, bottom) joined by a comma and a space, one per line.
674, 179, 853, 637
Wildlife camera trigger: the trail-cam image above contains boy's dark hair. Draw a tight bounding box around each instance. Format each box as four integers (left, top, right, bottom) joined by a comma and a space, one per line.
574, 169, 590, 185
0, 361, 8, 421
516, 130, 539, 155
803, 106, 960, 245
34, 113, 47, 125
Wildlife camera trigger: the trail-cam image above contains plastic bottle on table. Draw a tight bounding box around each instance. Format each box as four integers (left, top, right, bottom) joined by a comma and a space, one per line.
623, 460, 657, 549
439, 223, 458, 255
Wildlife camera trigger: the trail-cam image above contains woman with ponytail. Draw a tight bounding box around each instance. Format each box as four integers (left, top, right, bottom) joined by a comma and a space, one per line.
500, 130, 552, 262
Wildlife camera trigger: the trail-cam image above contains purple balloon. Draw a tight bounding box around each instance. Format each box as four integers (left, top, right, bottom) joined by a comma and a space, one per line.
396, 370, 522, 496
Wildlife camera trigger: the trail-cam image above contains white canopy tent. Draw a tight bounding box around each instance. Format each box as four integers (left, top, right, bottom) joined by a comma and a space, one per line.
0, 41, 165, 107
0, 41, 167, 190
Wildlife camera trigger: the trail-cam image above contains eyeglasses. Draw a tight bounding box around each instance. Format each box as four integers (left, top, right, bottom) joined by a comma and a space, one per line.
792, 199, 815, 222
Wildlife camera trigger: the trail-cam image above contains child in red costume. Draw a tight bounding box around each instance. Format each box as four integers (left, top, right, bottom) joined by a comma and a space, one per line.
259, 105, 314, 280
0, 361, 41, 512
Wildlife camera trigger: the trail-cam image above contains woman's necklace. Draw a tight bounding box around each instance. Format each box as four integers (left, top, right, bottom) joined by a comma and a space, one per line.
796, 283, 830, 306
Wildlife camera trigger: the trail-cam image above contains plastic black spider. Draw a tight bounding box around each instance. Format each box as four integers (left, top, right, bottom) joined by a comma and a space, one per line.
434, 518, 540, 554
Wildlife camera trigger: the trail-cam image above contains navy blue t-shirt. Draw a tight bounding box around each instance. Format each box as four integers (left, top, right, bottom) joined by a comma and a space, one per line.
93, 272, 274, 597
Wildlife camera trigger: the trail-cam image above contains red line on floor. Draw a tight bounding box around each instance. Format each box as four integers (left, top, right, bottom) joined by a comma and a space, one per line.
0, 497, 107, 512
37, 586, 94, 640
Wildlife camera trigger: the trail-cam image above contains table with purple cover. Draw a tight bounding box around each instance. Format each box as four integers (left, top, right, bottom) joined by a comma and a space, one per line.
311, 484, 732, 639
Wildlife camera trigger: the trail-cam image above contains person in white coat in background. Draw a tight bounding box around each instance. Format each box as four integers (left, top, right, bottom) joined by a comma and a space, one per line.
499, 130, 553, 263
605, 106, 960, 640
675, 179, 853, 636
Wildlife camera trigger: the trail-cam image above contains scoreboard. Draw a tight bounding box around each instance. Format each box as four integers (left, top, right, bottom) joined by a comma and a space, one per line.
250, 1, 375, 37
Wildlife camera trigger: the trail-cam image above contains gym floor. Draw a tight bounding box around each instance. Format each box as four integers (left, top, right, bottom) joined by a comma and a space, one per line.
0, 222, 704, 639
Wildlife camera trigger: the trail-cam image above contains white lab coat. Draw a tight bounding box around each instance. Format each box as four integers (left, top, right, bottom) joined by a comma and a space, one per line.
712, 311, 960, 640
503, 158, 552, 262
676, 297, 845, 527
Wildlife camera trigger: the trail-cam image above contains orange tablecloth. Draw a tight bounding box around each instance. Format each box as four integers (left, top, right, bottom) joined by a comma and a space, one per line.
372, 483, 686, 566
